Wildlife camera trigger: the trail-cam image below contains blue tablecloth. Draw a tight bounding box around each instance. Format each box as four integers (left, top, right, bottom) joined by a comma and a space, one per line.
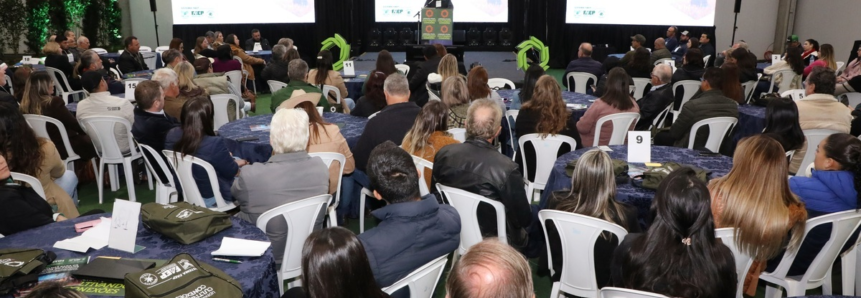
0, 214, 279, 298
497, 89, 596, 120
729, 104, 767, 152
246, 51, 272, 62
218, 112, 368, 162
539, 145, 733, 221
341, 70, 369, 99
757, 62, 772, 73
123, 70, 154, 80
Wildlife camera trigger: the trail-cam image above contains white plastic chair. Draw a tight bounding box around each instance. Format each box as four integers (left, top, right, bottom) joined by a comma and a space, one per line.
138, 144, 178, 204
768, 69, 799, 94
141, 52, 157, 70
358, 155, 433, 233
836, 232, 861, 295
651, 104, 673, 130
671, 80, 701, 121
255, 194, 331, 295
210, 94, 241, 130
382, 255, 448, 298
24, 114, 82, 171
600, 287, 669, 298
781, 89, 806, 101
395, 64, 411, 76
321, 85, 342, 105
162, 150, 237, 212
836, 61, 846, 74
703, 55, 712, 66
653, 58, 674, 66
138, 46, 153, 52
539, 210, 628, 298
742, 79, 758, 104
426, 82, 441, 101
4, 76, 12, 95
448, 128, 466, 142
437, 184, 507, 256
796, 129, 840, 177
840, 92, 861, 108
687, 117, 738, 152
631, 78, 651, 100
506, 109, 520, 157
760, 210, 861, 297
487, 78, 515, 90
518, 134, 577, 203
10, 172, 46, 200
224, 70, 243, 96
79, 116, 146, 203
565, 72, 598, 94
715, 228, 754, 298
307, 152, 346, 227
91, 48, 108, 55
233, 56, 257, 94
267, 80, 288, 92
592, 112, 640, 147
45, 66, 86, 104
154, 46, 169, 54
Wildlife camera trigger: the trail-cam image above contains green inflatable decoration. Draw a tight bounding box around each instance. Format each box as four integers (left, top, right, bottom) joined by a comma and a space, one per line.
516, 36, 549, 71
320, 34, 351, 71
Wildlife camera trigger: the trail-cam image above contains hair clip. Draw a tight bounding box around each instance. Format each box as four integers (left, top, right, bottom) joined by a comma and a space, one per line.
681, 237, 692, 246
317, 56, 323, 59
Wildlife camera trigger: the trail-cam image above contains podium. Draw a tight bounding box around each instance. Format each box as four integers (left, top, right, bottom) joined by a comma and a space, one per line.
421, 1, 453, 45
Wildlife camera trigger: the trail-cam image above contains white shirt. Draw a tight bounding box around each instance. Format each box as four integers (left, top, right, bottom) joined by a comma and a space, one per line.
76, 91, 136, 153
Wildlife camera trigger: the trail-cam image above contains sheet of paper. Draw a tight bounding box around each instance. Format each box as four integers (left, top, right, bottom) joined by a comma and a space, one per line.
253, 42, 262, 52
212, 237, 271, 257
74, 218, 102, 233
597, 146, 613, 152
53, 217, 113, 252
22, 56, 33, 64
627, 131, 651, 163
108, 199, 141, 253
53, 239, 92, 253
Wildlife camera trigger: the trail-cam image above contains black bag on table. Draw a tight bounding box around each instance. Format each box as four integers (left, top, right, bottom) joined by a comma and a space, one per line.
636, 162, 710, 190
0, 248, 56, 294
141, 202, 232, 245
124, 253, 243, 298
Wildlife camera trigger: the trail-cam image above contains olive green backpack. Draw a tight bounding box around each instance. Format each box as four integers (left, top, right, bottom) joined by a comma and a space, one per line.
124, 253, 242, 298
141, 202, 232, 245
0, 248, 55, 294
639, 162, 709, 189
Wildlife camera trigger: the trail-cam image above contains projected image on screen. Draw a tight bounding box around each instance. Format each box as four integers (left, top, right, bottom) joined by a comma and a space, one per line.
566, 0, 716, 26
172, 0, 315, 24
376, 0, 508, 23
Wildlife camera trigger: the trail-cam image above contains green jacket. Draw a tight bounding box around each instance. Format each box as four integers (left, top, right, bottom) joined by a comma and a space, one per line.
669, 89, 739, 148
270, 80, 330, 112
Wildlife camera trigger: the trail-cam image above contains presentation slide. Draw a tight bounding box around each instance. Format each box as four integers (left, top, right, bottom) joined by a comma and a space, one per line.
566, 0, 716, 26
172, 0, 315, 25
376, 0, 508, 23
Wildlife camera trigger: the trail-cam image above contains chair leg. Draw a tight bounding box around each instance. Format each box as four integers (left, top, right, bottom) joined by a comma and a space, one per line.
108, 164, 119, 192
328, 208, 337, 228
549, 282, 561, 298
822, 268, 833, 295
123, 159, 136, 202
843, 248, 856, 295
764, 285, 782, 298
277, 271, 284, 296
359, 192, 366, 233
94, 159, 104, 204
146, 167, 153, 191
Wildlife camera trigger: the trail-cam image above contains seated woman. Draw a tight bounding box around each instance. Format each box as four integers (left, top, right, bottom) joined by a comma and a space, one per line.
509, 64, 545, 110
428, 54, 460, 99
165, 96, 247, 208
467, 66, 504, 110
672, 48, 706, 84
708, 135, 806, 296
42, 41, 81, 91
192, 36, 212, 60
282, 227, 390, 298
763, 98, 805, 155
623, 47, 653, 79
173, 61, 208, 101
308, 50, 352, 113
516, 75, 580, 180
442, 76, 470, 129
761, 46, 804, 94
359, 50, 399, 96
732, 48, 760, 83
720, 63, 744, 104
12, 67, 33, 103
577, 68, 640, 147
351, 71, 387, 118
804, 44, 837, 78
226, 33, 265, 80
168, 38, 186, 62
401, 101, 460, 188
801, 39, 820, 66
542, 149, 640, 285
837, 45, 861, 84
612, 168, 737, 298
231, 108, 328, 266
0, 154, 68, 236
18, 71, 97, 163
293, 101, 356, 196
0, 102, 79, 219
211, 44, 242, 73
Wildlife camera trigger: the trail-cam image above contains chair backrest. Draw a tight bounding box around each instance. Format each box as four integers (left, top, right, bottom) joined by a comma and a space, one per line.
771, 69, 798, 93
631, 78, 651, 100
411, 155, 433, 196
382, 255, 448, 298
9, 172, 46, 200
267, 80, 288, 92
139, 46, 153, 52
224, 70, 242, 96
539, 210, 628, 297
321, 85, 341, 104
308, 152, 346, 209
593, 112, 640, 147
687, 117, 738, 152
426, 82, 441, 101
505, 109, 520, 153
518, 134, 577, 186
715, 228, 754, 298
600, 287, 669, 298
78, 116, 136, 162
44, 66, 74, 95
796, 129, 840, 176
703, 55, 712, 66
395, 64, 411, 76
210, 94, 241, 130
487, 78, 515, 90
24, 114, 80, 164
91, 48, 108, 55
437, 184, 507, 253
162, 150, 235, 211
836, 61, 846, 74
138, 143, 175, 186
141, 52, 157, 70
672, 80, 702, 112
448, 128, 466, 142
256, 194, 331, 280
741, 80, 758, 104
651, 104, 673, 130
840, 92, 861, 108
565, 72, 598, 94
768, 210, 861, 285
154, 46, 169, 54
780, 89, 806, 100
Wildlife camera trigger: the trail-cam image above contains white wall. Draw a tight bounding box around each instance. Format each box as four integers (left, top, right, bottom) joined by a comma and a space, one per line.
794, 0, 860, 64
713, 0, 780, 60
125, 0, 174, 48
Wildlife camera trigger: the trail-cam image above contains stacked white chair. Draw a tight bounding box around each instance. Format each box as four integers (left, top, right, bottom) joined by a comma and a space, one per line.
796, 129, 840, 177
593, 112, 640, 147
382, 255, 448, 298
162, 150, 237, 212
565, 72, 598, 94
518, 134, 577, 203
307, 152, 346, 227
687, 117, 738, 153
79, 116, 147, 203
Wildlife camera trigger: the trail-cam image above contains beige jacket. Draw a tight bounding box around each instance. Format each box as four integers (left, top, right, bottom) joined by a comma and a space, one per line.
307, 123, 356, 194
789, 93, 853, 173
308, 69, 349, 111
38, 139, 79, 218
75, 92, 135, 153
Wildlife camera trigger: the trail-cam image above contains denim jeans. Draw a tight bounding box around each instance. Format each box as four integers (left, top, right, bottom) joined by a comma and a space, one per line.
338, 169, 370, 219
55, 170, 79, 206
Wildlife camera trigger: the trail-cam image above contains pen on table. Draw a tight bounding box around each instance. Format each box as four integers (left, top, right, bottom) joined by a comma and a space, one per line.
212, 258, 243, 264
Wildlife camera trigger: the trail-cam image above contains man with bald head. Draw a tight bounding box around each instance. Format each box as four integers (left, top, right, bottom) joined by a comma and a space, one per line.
650, 37, 672, 65
445, 239, 534, 298
635, 64, 675, 130
563, 42, 603, 91
77, 36, 90, 50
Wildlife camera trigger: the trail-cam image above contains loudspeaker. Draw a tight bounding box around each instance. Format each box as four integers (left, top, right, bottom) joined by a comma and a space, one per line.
734, 0, 742, 13
150, 0, 157, 12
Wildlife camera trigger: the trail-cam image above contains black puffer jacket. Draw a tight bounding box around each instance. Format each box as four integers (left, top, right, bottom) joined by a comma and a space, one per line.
0, 182, 54, 236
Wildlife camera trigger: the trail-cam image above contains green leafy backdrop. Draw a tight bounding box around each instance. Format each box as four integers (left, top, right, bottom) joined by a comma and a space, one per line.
0, 0, 122, 54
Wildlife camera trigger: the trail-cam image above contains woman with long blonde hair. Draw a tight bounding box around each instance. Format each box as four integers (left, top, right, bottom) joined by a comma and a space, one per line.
804, 43, 838, 77
401, 101, 460, 187
515, 75, 579, 180
438, 54, 459, 82
173, 61, 205, 94
708, 134, 807, 296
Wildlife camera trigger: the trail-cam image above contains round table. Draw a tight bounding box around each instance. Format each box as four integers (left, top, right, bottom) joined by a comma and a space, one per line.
729, 104, 767, 153
340, 70, 369, 100
218, 112, 368, 162
0, 214, 279, 298
246, 50, 272, 62
539, 145, 733, 221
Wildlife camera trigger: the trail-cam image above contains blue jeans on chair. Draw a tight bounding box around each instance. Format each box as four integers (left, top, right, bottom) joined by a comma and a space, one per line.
339, 169, 370, 219
55, 170, 79, 206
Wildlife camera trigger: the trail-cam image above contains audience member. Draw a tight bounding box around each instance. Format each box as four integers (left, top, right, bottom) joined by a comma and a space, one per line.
277, 37, 294, 49
445, 239, 534, 298
789, 67, 852, 173
510, 64, 545, 109
434, 44, 448, 58
77, 36, 90, 50
165, 96, 246, 207
837, 72, 861, 96
212, 31, 224, 47
43, 41, 81, 91
543, 149, 640, 285
212, 44, 242, 73
785, 34, 802, 54
0, 102, 79, 219
190, 59, 238, 120
801, 39, 820, 66
401, 101, 460, 187
623, 47, 653, 79
150, 68, 185, 119
204, 31, 216, 49
708, 135, 807, 295
612, 167, 737, 297
169, 38, 184, 54
732, 48, 759, 83
837, 45, 861, 84
271, 59, 330, 112
442, 76, 470, 128
354, 74, 421, 172
0, 154, 60, 236
578, 68, 640, 146
516, 75, 579, 178
650, 37, 672, 65
0, 64, 14, 104
699, 33, 716, 66
374, 50, 399, 75
285, 48, 301, 62
804, 44, 837, 77
58, 32, 80, 63
671, 30, 690, 62
22, 281, 88, 298
118, 36, 149, 74
593, 56, 632, 97
563, 42, 603, 90
408, 45, 442, 106
657, 67, 738, 148
309, 50, 352, 112
76, 49, 123, 94
467, 66, 504, 110
12, 67, 34, 103
227, 34, 266, 82
763, 98, 805, 154
675, 48, 708, 85
292, 101, 355, 195
75, 71, 135, 154
352, 71, 388, 117
635, 64, 674, 130
620, 34, 646, 65
665, 26, 679, 54
762, 46, 805, 95
172, 61, 209, 104
688, 37, 700, 52
193, 36, 215, 60
720, 63, 744, 104
433, 99, 533, 253
244, 29, 271, 51
260, 45, 290, 84
162, 49, 183, 69
18, 71, 96, 162
131, 80, 180, 183
232, 107, 328, 264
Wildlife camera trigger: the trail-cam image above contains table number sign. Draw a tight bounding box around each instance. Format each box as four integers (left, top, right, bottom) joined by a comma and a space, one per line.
343, 60, 356, 77
627, 131, 651, 163
125, 81, 139, 100
772, 54, 782, 65
108, 199, 141, 253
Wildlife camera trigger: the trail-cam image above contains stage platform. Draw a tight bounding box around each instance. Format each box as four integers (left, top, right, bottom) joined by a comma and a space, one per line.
354, 51, 523, 84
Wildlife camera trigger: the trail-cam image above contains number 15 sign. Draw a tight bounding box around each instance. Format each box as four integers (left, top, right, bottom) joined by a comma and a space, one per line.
627, 131, 651, 163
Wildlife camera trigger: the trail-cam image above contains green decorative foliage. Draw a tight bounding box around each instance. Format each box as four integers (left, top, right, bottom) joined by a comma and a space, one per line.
65, 0, 89, 32
516, 36, 550, 71
17, 0, 121, 54
0, 0, 27, 53
320, 34, 351, 71
25, 0, 50, 54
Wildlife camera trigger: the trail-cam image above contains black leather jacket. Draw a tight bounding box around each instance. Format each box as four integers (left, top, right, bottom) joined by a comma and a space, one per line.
432, 138, 533, 250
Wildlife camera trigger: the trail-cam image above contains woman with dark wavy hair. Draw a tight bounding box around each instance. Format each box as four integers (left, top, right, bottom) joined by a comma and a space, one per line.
516, 75, 579, 180
352, 71, 388, 117
763, 98, 805, 153
612, 168, 737, 298
577, 67, 639, 147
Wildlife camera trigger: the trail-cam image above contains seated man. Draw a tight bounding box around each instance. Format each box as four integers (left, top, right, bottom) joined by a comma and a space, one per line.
635, 64, 675, 130
77, 36, 90, 50
244, 29, 271, 51
408, 45, 442, 106
232, 108, 328, 265
790, 67, 853, 173
75, 71, 135, 154
562, 42, 603, 90
656, 67, 738, 149
0, 63, 14, 104
359, 141, 460, 292
445, 239, 535, 298
77, 50, 123, 94
270, 59, 330, 112
353, 74, 422, 172
162, 49, 183, 69
118, 36, 149, 74
620, 34, 646, 65
260, 45, 290, 84
433, 99, 533, 253
131, 80, 179, 183
150, 68, 184, 119
650, 38, 672, 65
